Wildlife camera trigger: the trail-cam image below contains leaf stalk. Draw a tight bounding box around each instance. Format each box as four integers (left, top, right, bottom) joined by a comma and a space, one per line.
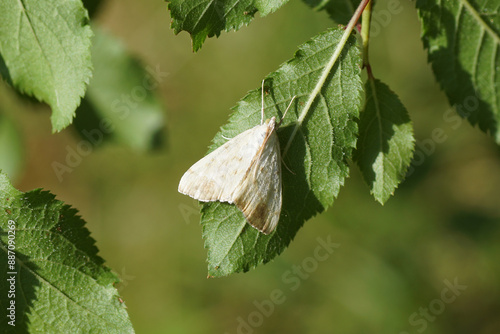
361, 0, 373, 79
283, 0, 371, 156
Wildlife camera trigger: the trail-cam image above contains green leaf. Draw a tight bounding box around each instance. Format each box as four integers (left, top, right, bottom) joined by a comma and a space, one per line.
74, 27, 165, 151
0, 0, 93, 132
354, 78, 415, 204
0, 114, 23, 182
417, 0, 500, 143
302, 0, 359, 24
167, 0, 290, 52
0, 172, 134, 333
199, 28, 362, 277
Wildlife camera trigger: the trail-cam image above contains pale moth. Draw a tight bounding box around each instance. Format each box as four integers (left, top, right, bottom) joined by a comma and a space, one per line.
178, 82, 295, 234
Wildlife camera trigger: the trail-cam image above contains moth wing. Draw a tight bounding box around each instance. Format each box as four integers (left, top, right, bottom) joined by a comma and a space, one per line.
178, 123, 270, 203
233, 128, 282, 234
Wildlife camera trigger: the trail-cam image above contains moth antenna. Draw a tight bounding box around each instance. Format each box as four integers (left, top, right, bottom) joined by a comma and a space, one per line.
261, 79, 265, 125
278, 96, 297, 127
282, 158, 295, 175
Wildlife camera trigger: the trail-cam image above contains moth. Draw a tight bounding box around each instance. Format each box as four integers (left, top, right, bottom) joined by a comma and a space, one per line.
178, 82, 295, 234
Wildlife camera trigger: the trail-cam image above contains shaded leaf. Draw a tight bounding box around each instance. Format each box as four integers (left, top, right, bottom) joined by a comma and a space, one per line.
75, 27, 165, 151
0, 0, 93, 132
354, 78, 414, 204
167, 0, 290, 52
0, 172, 134, 333
302, 0, 359, 24
82, 0, 105, 18
417, 0, 500, 142
197, 28, 362, 276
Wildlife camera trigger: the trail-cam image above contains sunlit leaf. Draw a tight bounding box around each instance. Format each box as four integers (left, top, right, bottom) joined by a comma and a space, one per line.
354, 78, 414, 204
167, 0, 290, 51
0, 114, 23, 182
0, 172, 134, 333
0, 0, 93, 132
198, 28, 362, 276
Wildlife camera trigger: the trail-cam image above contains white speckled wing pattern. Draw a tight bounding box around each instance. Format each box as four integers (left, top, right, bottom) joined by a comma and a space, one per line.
178, 117, 282, 234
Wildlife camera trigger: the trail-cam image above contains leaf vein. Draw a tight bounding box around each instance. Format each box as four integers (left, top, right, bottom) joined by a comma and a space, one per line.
461, 0, 500, 44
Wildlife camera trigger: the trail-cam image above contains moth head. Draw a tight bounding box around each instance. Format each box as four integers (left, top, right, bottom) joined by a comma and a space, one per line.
265, 117, 277, 127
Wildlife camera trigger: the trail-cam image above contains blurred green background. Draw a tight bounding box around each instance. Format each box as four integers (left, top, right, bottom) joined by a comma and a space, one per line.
1, 0, 500, 333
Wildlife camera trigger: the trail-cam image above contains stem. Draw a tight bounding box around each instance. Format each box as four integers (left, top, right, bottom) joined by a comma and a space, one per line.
283, 0, 371, 156
361, 0, 373, 79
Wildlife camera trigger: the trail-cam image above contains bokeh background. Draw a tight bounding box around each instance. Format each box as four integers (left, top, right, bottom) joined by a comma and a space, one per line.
1, 0, 500, 333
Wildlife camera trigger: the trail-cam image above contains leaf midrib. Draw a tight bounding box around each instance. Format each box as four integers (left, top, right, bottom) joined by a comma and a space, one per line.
460, 0, 500, 44
17, 1, 57, 97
